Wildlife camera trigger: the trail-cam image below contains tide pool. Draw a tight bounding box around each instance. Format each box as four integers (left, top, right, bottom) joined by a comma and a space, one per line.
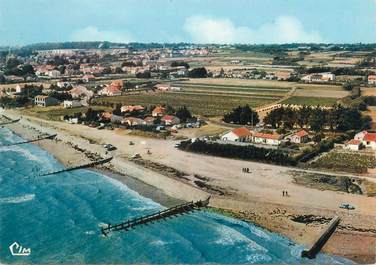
0, 127, 352, 264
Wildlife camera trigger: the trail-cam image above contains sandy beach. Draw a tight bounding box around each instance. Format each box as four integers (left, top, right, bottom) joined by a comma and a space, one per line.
2, 109, 376, 263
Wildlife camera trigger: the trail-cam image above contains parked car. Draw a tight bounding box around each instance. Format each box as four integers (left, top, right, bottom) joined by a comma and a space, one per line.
131, 153, 141, 159
339, 203, 355, 210
103, 144, 117, 151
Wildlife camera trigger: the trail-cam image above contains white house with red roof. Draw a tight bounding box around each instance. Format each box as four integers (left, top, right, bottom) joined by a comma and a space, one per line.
121, 105, 145, 113
354, 131, 376, 149
98, 86, 122, 96
253, 132, 283, 146
152, 106, 166, 117
368, 75, 376, 85
345, 139, 362, 151
290, 130, 309, 144
161, 115, 180, 126
221, 127, 253, 142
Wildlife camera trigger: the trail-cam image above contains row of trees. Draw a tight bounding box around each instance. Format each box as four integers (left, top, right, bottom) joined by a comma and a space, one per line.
223, 105, 259, 125
264, 105, 370, 132
179, 139, 296, 166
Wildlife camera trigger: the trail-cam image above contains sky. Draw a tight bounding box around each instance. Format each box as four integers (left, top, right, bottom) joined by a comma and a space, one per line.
0, 0, 376, 46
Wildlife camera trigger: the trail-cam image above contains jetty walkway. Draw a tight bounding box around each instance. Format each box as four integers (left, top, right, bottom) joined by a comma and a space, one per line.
101, 196, 211, 236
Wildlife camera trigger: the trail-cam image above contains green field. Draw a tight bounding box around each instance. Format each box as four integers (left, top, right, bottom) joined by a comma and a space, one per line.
311, 151, 376, 173
93, 91, 277, 116
282, 96, 338, 106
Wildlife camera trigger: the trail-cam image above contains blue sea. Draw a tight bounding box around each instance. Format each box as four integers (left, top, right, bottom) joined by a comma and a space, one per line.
0, 127, 352, 264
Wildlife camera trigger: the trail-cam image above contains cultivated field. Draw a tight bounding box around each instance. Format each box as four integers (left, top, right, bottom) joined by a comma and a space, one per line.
282, 96, 339, 106
310, 151, 376, 173
93, 91, 277, 116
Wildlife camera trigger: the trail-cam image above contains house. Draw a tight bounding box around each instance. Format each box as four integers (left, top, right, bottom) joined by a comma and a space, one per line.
48, 70, 61, 78
98, 86, 122, 96
63, 100, 82, 108
290, 130, 309, 144
275, 71, 292, 81
368, 75, 376, 86
121, 105, 145, 113
100, 112, 113, 121
345, 139, 362, 151
354, 131, 376, 149
301, 72, 335, 83
122, 117, 146, 126
363, 132, 376, 149
57, 81, 72, 89
110, 80, 124, 89
221, 127, 252, 142
69, 86, 94, 99
34, 95, 59, 107
161, 115, 180, 126
144, 116, 156, 125
154, 84, 170, 91
154, 84, 181, 91
152, 106, 166, 117
82, 74, 95, 83
253, 132, 283, 146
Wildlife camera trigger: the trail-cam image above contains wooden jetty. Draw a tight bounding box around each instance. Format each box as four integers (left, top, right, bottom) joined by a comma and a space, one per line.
2, 134, 57, 147
31, 157, 113, 178
301, 215, 341, 259
101, 196, 211, 236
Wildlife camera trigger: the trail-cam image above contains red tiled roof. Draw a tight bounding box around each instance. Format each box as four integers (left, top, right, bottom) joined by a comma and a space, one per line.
364, 132, 376, 142
347, 139, 361, 145
232, 127, 252, 137
162, 115, 177, 121
295, 130, 309, 137
254, 132, 281, 140
152, 106, 165, 114
368, 75, 376, 79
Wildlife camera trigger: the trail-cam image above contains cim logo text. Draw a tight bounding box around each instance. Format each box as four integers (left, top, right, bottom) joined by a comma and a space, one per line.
9, 242, 31, 256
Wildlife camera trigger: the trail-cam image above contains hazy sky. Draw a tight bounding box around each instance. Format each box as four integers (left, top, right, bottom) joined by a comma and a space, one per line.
0, 0, 375, 46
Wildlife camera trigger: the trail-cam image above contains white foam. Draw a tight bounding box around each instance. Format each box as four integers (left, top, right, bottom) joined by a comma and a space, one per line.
0, 194, 35, 204
150, 240, 173, 246
245, 253, 272, 263
214, 224, 268, 252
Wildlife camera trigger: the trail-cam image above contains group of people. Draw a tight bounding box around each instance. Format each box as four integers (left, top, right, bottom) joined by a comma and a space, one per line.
282, 190, 289, 197
242, 168, 250, 173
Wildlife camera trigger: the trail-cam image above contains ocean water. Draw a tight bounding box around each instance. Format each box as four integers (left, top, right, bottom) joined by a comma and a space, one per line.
0, 127, 352, 264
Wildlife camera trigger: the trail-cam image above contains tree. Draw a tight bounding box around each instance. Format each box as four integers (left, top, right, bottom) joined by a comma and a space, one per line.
188, 67, 208, 78
113, 103, 122, 115
171, 61, 190, 69
296, 105, 310, 128
176, 106, 192, 122
223, 105, 259, 125
309, 107, 326, 132
342, 82, 353, 91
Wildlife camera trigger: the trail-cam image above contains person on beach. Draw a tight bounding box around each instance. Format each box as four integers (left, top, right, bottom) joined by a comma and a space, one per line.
282, 190, 285, 196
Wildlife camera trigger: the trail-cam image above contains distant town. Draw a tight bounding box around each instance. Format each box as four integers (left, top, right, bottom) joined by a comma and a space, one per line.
1, 42, 376, 263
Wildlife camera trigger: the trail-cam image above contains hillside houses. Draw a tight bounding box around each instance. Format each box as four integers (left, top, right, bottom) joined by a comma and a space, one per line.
161, 115, 180, 126
301, 72, 335, 83
34, 95, 59, 107
121, 105, 145, 113
354, 131, 376, 149
289, 130, 309, 144
221, 127, 253, 142
368, 75, 376, 85
98, 85, 122, 96
221, 127, 283, 146
152, 106, 166, 117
